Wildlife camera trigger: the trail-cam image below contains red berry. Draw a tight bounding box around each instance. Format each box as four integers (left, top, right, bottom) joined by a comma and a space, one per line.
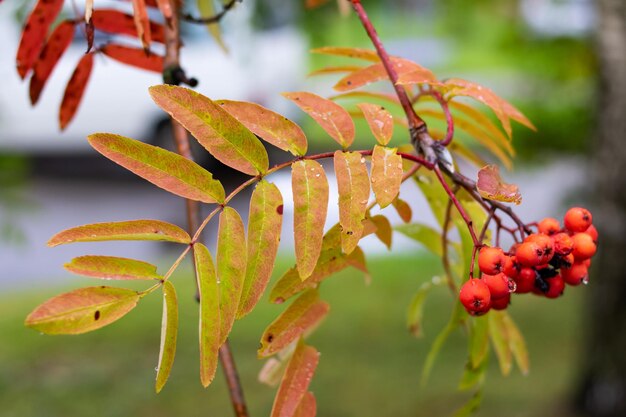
585, 225, 598, 244
478, 247, 506, 275
525, 234, 554, 263
491, 293, 511, 310
514, 267, 536, 293
552, 232, 573, 256
572, 233, 597, 260
516, 242, 543, 267
544, 275, 565, 299
562, 263, 588, 286
482, 273, 511, 299
583, 258, 592, 267
559, 253, 575, 269
538, 218, 561, 235
564, 207, 592, 233
459, 279, 491, 316
503, 256, 520, 279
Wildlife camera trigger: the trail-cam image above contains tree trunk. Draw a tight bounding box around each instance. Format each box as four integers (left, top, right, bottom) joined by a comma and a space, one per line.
576, 1, 626, 416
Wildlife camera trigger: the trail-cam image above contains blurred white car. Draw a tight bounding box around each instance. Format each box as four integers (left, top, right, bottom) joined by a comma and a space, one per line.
0, 1, 306, 156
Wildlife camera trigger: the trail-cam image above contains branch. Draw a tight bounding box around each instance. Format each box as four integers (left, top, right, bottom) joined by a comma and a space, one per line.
162, 10, 250, 417
182, 0, 239, 24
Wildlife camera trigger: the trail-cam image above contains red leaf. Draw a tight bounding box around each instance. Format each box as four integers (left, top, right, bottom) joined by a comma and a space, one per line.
476, 165, 522, 205
15, 0, 65, 79
294, 392, 317, 417
283, 91, 355, 148
101, 44, 164, 73
271, 341, 320, 417
29, 20, 75, 105
132, 0, 152, 50
92, 9, 165, 43
59, 53, 94, 130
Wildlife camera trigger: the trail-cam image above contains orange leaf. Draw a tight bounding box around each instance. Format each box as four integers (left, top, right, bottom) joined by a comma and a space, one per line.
271, 340, 320, 417
101, 44, 164, 73
132, 0, 152, 50
25, 286, 140, 335
29, 20, 75, 105
283, 91, 355, 148
48, 219, 191, 246
59, 53, 94, 130
155, 0, 174, 19
357, 103, 394, 146
92, 9, 165, 43
217, 100, 308, 156
292, 160, 329, 280
334, 58, 437, 92
310, 46, 380, 62
149, 85, 269, 175
331, 91, 401, 107
15, 0, 64, 79
238, 181, 284, 319
370, 145, 403, 208
88, 133, 226, 203
370, 214, 392, 249
258, 290, 329, 358
392, 198, 412, 223
308, 65, 363, 77
476, 165, 522, 205
64, 255, 162, 280
334, 151, 370, 254
155, 281, 178, 393
294, 392, 317, 417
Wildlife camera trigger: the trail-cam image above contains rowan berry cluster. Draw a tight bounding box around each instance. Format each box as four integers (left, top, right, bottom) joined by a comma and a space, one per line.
459, 207, 598, 316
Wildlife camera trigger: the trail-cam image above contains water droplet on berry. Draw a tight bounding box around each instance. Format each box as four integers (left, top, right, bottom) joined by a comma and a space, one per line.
582, 275, 590, 285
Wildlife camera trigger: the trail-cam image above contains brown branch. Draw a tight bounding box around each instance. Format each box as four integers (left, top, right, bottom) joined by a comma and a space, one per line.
182, 0, 239, 24
162, 9, 249, 417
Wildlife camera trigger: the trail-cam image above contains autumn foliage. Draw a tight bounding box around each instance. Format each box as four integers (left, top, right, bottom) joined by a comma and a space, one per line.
11, 0, 597, 416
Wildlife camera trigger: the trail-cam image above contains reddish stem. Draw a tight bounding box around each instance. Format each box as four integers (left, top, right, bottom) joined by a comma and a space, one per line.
429, 90, 454, 146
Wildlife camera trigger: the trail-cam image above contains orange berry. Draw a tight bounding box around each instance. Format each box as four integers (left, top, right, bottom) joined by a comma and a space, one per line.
503, 256, 520, 279
538, 218, 561, 235
525, 234, 554, 263
482, 273, 511, 299
544, 275, 565, 298
585, 225, 598, 244
516, 242, 543, 267
564, 207, 592, 233
491, 293, 511, 310
552, 232, 573, 256
478, 247, 506, 275
572, 233, 597, 260
514, 267, 536, 293
459, 279, 491, 316
562, 263, 588, 286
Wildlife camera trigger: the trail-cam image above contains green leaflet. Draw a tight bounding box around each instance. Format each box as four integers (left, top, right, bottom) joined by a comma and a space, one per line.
502, 311, 530, 375
468, 316, 490, 369
370, 145, 402, 208
155, 281, 178, 393
64, 255, 161, 280
149, 85, 269, 175
489, 311, 513, 376
194, 243, 220, 387
197, 0, 228, 52
25, 286, 140, 335
258, 290, 330, 358
238, 181, 283, 318
270, 340, 320, 417
454, 390, 483, 417
395, 223, 443, 257
334, 151, 370, 254
217, 100, 308, 156
292, 160, 330, 280
216, 207, 246, 346
48, 219, 191, 246
88, 133, 225, 203
406, 282, 432, 338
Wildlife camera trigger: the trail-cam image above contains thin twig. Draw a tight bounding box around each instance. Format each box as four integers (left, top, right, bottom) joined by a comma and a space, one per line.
182, 0, 239, 24
441, 193, 458, 295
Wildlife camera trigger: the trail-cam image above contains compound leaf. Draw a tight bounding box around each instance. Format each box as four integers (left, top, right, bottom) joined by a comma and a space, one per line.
283, 92, 355, 148
238, 181, 283, 318
194, 243, 220, 387
25, 286, 140, 335
370, 145, 403, 208
150, 85, 268, 175
334, 151, 370, 254
64, 255, 161, 280
88, 133, 225, 203
292, 160, 329, 280
259, 290, 329, 358
217, 100, 307, 156
155, 281, 178, 393
48, 219, 191, 246
217, 207, 246, 346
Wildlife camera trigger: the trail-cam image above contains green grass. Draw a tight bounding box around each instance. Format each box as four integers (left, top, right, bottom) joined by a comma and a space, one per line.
0, 253, 583, 417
